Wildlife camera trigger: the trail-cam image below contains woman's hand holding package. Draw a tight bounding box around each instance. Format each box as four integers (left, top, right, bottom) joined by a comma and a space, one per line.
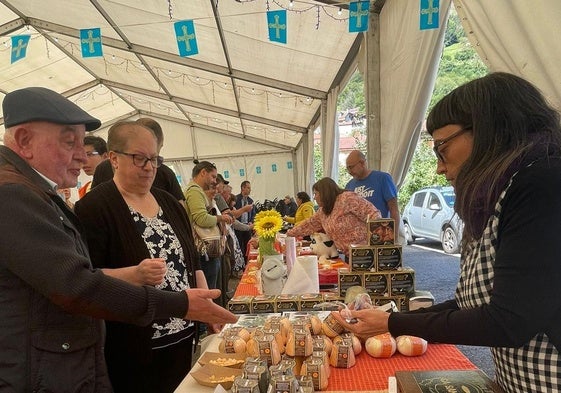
331, 308, 390, 340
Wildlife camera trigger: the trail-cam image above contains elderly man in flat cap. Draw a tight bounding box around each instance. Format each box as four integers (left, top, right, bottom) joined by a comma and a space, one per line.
0, 87, 236, 392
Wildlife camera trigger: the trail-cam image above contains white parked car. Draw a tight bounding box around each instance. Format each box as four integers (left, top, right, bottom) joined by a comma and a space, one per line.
402, 186, 463, 254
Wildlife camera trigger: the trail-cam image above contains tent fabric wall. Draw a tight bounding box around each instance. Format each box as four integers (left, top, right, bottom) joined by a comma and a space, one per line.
5, 0, 561, 198
321, 87, 341, 180
173, 152, 295, 204
363, 0, 452, 186
455, 1, 561, 110
294, 125, 316, 196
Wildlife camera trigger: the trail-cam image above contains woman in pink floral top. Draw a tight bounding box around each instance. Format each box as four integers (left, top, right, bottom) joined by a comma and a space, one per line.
286, 177, 381, 256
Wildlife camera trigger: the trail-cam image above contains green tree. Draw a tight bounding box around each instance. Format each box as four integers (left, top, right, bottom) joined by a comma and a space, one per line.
443, 8, 463, 46
429, 40, 487, 112
337, 72, 365, 113
313, 139, 323, 182
338, 162, 352, 188
313, 140, 353, 188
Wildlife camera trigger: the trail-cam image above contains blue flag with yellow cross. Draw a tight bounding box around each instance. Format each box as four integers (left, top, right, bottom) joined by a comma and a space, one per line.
80, 28, 103, 58
420, 0, 440, 30
349, 1, 370, 33
267, 10, 287, 44
11, 35, 30, 63
174, 20, 199, 57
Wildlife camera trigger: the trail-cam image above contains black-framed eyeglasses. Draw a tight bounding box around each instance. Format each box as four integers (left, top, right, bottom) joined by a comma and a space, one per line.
85, 151, 99, 157
432, 126, 471, 162
346, 160, 362, 171
113, 151, 164, 168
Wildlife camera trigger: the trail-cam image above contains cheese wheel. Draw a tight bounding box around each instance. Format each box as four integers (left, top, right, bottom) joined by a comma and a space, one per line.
365, 333, 396, 358
396, 335, 428, 356
223, 326, 251, 342
310, 315, 323, 335
332, 333, 361, 355
246, 337, 259, 357
322, 314, 345, 338
351, 334, 362, 355
218, 335, 247, 354
329, 342, 356, 368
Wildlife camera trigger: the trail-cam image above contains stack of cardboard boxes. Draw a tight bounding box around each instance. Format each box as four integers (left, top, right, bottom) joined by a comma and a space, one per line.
228, 292, 341, 315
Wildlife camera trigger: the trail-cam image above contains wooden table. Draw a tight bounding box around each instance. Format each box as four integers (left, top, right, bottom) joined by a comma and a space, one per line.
175, 260, 478, 392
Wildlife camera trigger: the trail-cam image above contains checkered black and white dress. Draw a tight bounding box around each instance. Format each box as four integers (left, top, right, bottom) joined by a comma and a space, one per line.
456, 175, 561, 392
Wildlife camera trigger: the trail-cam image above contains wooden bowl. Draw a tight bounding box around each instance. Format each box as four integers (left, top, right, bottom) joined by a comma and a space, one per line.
197, 351, 247, 368
191, 364, 242, 389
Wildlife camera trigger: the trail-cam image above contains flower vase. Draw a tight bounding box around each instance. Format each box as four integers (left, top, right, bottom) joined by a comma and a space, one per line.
258, 237, 279, 258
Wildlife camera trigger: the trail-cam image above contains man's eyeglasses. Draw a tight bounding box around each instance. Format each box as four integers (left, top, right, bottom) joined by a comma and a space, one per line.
113, 151, 164, 168
85, 151, 100, 157
346, 160, 362, 171
432, 126, 471, 162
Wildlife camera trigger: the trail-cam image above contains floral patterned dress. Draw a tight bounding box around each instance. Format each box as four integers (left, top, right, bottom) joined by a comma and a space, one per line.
287, 191, 381, 254
131, 206, 195, 348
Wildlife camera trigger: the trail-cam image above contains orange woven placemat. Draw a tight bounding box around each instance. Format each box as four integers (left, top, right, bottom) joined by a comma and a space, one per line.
326, 344, 477, 391
236, 261, 260, 294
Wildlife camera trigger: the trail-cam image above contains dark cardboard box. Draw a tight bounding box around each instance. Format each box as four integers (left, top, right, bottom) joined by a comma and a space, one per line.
299, 293, 324, 311
275, 294, 299, 312
251, 294, 277, 314
389, 268, 415, 296
372, 295, 408, 312
375, 245, 403, 271
368, 218, 395, 245
363, 271, 390, 296
349, 245, 376, 271
338, 269, 363, 298
227, 295, 253, 314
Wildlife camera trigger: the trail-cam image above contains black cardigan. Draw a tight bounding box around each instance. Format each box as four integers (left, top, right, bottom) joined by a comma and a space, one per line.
389, 158, 561, 352
75, 181, 200, 361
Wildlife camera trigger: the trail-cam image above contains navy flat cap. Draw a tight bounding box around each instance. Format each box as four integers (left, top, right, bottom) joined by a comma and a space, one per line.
3, 87, 101, 131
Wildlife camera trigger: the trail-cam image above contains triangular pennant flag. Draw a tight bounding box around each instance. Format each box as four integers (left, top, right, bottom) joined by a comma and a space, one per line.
174, 20, 198, 57
349, 1, 370, 33
420, 0, 440, 30
11, 35, 31, 64
267, 10, 287, 44
80, 28, 103, 58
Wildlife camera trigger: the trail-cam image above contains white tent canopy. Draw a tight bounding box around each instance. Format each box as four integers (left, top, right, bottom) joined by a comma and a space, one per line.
1, 0, 560, 202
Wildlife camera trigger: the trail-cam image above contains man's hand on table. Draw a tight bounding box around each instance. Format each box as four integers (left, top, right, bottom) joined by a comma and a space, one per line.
184, 288, 238, 324
331, 308, 390, 340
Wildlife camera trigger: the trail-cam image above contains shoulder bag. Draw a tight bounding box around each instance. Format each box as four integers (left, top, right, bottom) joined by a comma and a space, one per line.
188, 185, 227, 258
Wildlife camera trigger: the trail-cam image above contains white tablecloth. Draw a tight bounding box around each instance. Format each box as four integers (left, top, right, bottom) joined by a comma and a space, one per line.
174, 334, 223, 393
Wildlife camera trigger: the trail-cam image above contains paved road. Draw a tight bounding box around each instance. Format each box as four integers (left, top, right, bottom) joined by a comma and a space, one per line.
404, 239, 495, 380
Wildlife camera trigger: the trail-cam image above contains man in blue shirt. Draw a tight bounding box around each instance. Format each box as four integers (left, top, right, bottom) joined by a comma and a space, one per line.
345, 150, 401, 236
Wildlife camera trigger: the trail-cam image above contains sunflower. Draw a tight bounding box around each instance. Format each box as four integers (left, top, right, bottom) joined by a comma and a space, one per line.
254, 209, 283, 239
